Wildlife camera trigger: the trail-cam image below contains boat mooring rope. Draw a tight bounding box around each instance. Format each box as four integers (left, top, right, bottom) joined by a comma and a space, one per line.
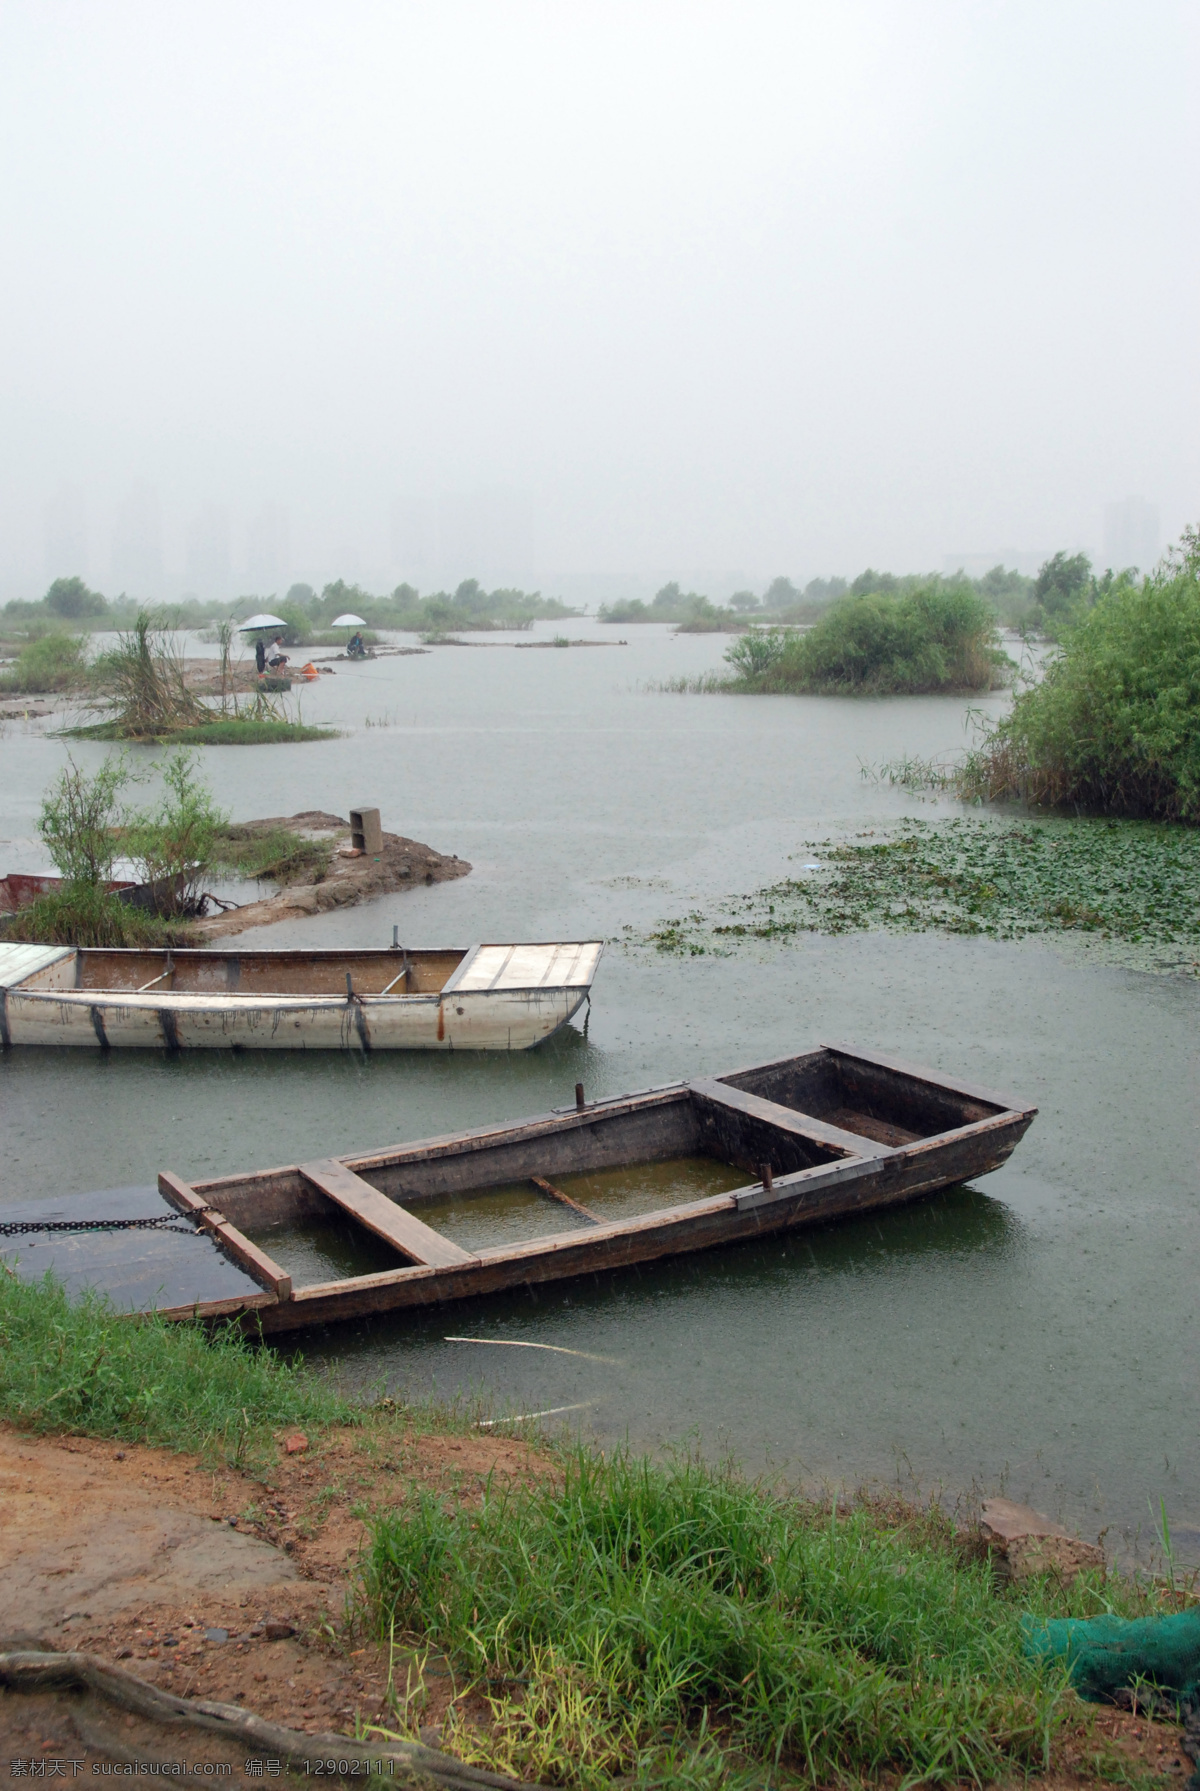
0, 1214, 202, 1238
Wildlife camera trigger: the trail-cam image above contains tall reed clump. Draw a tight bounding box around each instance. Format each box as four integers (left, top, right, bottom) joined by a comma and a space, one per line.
361, 1448, 1068, 1789
716, 583, 1012, 696
0, 1272, 350, 1465
91, 612, 210, 737
958, 528, 1200, 821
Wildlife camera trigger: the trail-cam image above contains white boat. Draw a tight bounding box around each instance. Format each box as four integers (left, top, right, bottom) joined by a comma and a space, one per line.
0, 940, 602, 1051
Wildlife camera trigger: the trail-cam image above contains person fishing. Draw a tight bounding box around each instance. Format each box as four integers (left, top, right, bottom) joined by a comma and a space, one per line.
347, 630, 366, 659
266, 635, 289, 669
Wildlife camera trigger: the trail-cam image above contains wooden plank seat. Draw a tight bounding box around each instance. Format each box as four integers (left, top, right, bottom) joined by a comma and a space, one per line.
299, 1158, 474, 1267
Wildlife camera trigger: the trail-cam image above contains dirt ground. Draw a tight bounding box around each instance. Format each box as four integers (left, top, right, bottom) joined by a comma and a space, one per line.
0, 1418, 545, 1782
190, 811, 470, 940
0, 1420, 1192, 1790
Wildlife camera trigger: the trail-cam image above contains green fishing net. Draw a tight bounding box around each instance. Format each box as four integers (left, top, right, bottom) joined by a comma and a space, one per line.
1025, 1607, 1200, 1707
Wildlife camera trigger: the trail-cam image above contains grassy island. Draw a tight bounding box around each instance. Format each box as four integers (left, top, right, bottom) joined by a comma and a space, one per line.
670, 583, 1013, 697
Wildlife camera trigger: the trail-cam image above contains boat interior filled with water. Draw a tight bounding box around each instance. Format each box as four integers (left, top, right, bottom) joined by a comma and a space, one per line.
0, 1044, 1036, 1331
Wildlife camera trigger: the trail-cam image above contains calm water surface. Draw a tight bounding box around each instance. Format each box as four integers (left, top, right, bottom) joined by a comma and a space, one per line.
1, 622, 1196, 1561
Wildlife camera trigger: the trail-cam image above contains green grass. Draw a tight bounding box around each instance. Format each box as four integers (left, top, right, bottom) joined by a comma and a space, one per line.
0, 1272, 1184, 1784
636, 816, 1200, 968
362, 1448, 1079, 1789
208, 823, 333, 885
2, 883, 199, 948
64, 717, 335, 744
0, 1272, 352, 1464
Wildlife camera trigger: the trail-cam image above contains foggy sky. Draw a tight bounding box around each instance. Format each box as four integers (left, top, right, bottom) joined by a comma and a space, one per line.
1, 1, 1196, 600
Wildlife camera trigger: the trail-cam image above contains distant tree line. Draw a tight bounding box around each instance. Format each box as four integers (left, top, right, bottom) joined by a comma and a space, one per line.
1, 575, 577, 642
599, 552, 1148, 637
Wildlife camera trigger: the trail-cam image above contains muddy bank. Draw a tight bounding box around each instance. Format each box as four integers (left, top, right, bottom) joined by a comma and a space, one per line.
0, 1420, 545, 1778
193, 811, 470, 940
2, 1421, 1193, 1790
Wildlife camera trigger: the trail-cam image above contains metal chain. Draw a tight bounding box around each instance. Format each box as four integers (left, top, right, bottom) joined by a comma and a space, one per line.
0, 1214, 202, 1238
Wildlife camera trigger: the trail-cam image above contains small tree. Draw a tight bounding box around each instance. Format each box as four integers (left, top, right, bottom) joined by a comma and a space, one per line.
1033, 552, 1092, 630
39, 755, 131, 884
45, 576, 107, 618
126, 748, 227, 914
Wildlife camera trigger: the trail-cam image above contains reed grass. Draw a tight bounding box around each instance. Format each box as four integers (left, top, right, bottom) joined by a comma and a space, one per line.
90, 613, 211, 736
362, 1449, 1073, 1789
209, 824, 333, 885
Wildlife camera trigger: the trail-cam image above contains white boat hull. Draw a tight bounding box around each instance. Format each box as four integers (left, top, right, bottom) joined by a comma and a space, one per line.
0, 941, 600, 1051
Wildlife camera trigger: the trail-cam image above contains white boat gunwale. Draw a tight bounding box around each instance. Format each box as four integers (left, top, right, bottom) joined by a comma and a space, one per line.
0, 939, 603, 1051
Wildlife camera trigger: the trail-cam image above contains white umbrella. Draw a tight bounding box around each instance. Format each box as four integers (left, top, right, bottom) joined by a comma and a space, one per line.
331, 612, 366, 627
238, 612, 288, 632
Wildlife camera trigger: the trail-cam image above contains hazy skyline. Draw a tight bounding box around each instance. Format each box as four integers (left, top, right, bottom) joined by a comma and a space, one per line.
2, 1, 1196, 601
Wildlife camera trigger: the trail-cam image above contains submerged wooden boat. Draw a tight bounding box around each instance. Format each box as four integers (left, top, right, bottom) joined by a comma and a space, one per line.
0, 1046, 1036, 1331
0, 939, 602, 1051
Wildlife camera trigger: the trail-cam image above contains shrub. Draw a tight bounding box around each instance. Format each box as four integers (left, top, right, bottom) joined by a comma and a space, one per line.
38, 755, 131, 883
124, 748, 228, 914
0, 631, 88, 692
720, 582, 1011, 695
960, 528, 1200, 821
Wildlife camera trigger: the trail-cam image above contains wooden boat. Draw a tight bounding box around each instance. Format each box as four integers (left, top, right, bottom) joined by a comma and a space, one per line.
0, 940, 603, 1051
0, 872, 137, 913
0, 1046, 1036, 1332
0, 871, 189, 920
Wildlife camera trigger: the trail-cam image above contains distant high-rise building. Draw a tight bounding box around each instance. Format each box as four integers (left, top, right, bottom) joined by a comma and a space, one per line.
437, 488, 534, 587
245, 503, 290, 593
185, 504, 231, 598
111, 484, 164, 598
44, 485, 88, 585
1103, 497, 1159, 573
390, 496, 436, 584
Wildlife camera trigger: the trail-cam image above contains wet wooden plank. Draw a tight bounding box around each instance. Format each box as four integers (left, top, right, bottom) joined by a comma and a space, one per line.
298, 1158, 474, 1267
530, 1175, 599, 1223
688, 1077, 889, 1159
158, 1169, 293, 1298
